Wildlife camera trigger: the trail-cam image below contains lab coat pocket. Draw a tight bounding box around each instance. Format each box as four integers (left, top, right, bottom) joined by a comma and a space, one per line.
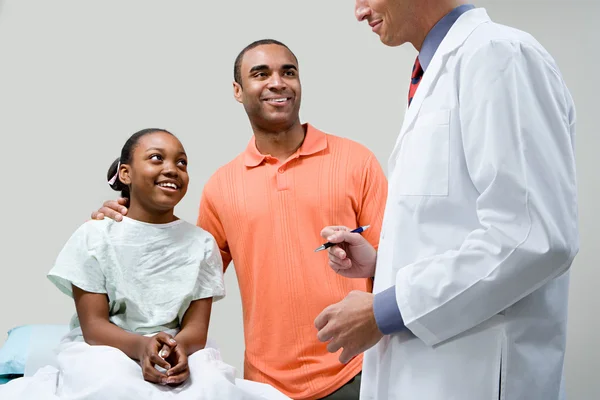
394, 110, 450, 196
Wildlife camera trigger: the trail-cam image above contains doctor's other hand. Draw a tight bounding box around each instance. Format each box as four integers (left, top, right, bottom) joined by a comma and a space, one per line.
90, 198, 129, 222
315, 290, 384, 364
320, 226, 377, 278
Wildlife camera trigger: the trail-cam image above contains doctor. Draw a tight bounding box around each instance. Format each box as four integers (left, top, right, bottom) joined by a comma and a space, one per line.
314, 1, 578, 399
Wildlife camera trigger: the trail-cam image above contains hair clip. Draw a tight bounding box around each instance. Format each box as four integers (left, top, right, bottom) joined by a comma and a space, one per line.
108, 161, 121, 185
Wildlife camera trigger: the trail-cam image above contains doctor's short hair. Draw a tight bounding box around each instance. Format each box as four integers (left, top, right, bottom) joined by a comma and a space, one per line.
233, 39, 299, 87
107, 128, 174, 198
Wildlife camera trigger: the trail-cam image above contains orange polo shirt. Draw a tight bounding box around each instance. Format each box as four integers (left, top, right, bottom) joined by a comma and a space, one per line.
197, 124, 387, 399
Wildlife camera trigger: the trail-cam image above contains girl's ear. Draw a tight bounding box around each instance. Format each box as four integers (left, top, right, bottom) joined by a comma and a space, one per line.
119, 164, 132, 185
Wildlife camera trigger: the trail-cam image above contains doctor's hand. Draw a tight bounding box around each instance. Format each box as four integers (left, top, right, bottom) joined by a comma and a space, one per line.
90, 197, 129, 222
315, 290, 384, 364
320, 226, 377, 278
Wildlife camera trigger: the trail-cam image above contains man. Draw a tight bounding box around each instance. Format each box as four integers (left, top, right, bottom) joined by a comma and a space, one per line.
92, 39, 388, 400
315, 2, 578, 399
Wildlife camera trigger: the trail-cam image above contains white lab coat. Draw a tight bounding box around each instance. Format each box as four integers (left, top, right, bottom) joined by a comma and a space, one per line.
361, 8, 578, 400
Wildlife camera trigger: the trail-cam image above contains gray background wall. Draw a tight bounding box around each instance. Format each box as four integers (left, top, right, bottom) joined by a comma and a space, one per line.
0, 0, 597, 398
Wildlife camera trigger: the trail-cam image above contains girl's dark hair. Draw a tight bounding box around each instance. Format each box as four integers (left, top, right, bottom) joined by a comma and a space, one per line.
106, 128, 173, 198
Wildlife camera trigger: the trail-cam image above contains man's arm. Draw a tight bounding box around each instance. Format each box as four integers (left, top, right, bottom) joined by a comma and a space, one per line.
356, 153, 388, 251
197, 184, 232, 270
390, 40, 578, 346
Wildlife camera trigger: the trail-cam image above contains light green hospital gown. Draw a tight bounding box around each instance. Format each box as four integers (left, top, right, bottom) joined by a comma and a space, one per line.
47, 216, 225, 339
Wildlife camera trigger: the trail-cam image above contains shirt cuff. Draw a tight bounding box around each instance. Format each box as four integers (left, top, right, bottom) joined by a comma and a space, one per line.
373, 286, 407, 335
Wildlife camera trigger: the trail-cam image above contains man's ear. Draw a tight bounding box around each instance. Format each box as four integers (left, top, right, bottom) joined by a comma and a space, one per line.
119, 164, 131, 185
233, 81, 243, 104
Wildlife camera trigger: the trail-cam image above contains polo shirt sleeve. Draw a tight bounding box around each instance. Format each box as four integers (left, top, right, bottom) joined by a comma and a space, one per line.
357, 153, 388, 251
197, 183, 233, 271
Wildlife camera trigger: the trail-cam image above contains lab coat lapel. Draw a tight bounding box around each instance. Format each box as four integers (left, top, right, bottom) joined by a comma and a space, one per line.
389, 9, 492, 166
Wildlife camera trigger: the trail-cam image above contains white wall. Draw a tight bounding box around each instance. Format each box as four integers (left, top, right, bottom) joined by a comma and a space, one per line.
0, 0, 597, 398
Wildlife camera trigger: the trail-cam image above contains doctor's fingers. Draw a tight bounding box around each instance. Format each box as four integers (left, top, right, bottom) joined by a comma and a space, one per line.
320, 226, 351, 240
328, 249, 352, 269
316, 323, 336, 342
339, 347, 358, 364
326, 339, 343, 354
315, 305, 336, 331
327, 230, 368, 248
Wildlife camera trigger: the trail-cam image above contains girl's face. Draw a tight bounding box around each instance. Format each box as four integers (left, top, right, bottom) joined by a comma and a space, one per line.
120, 131, 189, 215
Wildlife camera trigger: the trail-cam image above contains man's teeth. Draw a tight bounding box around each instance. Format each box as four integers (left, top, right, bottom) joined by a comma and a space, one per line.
158, 182, 178, 189
268, 98, 288, 103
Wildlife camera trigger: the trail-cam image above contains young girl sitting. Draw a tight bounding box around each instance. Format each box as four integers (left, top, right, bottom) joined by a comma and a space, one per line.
0, 129, 283, 399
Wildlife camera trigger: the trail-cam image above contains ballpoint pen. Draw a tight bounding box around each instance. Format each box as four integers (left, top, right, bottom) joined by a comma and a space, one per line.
314, 225, 370, 252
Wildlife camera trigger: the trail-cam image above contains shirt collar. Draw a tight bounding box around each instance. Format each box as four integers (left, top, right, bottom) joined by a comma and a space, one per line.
419, 4, 475, 71
244, 123, 328, 168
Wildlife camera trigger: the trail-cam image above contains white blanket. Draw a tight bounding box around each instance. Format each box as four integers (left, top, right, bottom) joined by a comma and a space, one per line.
0, 342, 289, 400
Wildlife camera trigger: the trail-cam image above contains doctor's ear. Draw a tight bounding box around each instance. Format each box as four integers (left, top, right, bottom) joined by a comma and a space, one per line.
233, 82, 243, 104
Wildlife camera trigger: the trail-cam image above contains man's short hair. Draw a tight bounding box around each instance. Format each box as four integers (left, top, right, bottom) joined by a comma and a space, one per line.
233, 39, 299, 86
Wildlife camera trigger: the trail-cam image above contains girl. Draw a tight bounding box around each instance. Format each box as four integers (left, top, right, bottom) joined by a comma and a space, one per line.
0, 129, 281, 399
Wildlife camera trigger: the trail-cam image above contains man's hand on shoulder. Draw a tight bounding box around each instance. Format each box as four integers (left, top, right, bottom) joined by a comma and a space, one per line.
91, 198, 129, 222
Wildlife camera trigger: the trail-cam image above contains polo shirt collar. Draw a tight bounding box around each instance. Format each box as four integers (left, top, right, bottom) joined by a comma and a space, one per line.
244, 123, 327, 168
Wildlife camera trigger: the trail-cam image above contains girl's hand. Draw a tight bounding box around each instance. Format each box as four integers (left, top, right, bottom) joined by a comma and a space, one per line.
138, 332, 177, 385
159, 343, 190, 385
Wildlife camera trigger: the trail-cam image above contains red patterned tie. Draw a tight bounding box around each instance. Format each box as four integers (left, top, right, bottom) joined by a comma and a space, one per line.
408, 56, 423, 106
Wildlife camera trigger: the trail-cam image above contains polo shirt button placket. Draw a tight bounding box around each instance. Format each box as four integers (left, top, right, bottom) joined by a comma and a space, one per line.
276, 165, 287, 190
